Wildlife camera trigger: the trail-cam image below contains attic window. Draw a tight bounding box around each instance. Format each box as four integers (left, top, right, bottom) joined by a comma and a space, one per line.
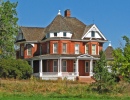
54, 32, 57, 37
63, 32, 66, 37
91, 31, 95, 37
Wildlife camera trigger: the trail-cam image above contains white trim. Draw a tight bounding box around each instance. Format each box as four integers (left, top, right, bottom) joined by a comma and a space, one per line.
81, 24, 107, 40
75, 44, 79, 54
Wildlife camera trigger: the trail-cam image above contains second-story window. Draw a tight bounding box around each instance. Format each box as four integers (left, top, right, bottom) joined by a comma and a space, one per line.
85, 44, 89, 54
53, 43, 58, 53
21, 46, 24, 56
27, 44, 32, 56
91, 31, 95, 37
92, 44, 96, 55
47, 43, 49, 53
62, 43, 67, 53
54, 32, 57, 37
75, 44, 79, 54
63, 32, 66, 37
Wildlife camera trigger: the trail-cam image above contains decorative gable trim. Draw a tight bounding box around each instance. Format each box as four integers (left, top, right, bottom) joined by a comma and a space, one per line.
81, 24, 107, 40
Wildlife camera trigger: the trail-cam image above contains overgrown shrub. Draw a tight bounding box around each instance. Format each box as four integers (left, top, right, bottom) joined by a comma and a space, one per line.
0, 58, 32, 79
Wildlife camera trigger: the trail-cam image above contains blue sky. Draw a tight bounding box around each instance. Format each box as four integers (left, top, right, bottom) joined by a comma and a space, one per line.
10, 0, 130, 49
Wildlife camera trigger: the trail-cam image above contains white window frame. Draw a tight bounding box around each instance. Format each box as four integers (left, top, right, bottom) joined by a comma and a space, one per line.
27, 45, 32, 56
21, 46, 24, 56
62, 43, 67, 54
75, 44, 79, 54
92, 44, 96, 55
85, 44, 89, 54
62, 60, 67, 72
53, 43, 58, 53
85, 61, 89, 73
53, 60, 58, 72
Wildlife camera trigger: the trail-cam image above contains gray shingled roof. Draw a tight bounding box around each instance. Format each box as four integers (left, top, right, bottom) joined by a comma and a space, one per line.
17, 14, 98, 42
105, 46, 114, 59
45, 15, 72, 33
20, 27, 45, 41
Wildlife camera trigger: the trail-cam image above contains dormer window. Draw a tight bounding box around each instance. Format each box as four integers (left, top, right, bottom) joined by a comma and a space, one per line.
54, 32, 57, 37
63, 32, 66, 37
91, 31, 95, 37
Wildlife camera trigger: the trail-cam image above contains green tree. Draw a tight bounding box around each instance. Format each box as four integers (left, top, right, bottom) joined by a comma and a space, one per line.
113, 36, 130, 83
93, 51, 115, 93
0, 0, 18, 58
0, 58, 32, 79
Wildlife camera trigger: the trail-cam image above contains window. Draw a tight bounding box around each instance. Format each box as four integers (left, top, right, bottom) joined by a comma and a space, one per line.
53, 60, 58, 72
62, 43, 67, 53
46, 33, 50, 38
85, 44, 89, 54
85, 62, 89, 73
21, 46, 24, 56
75, 44, 79, 54
40, 44, 42, 55
54, 32, 57, 37
47, 43, 49, 53
93, 61, 96, 72
91, 31, 95, 37
62, 60, 67, 72
27, 44, 32, 56
53, 43, 58, 53
63, 32, 66, 37
92, 44, 96, 55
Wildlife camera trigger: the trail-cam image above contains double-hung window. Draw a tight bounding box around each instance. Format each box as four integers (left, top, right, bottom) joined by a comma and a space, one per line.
27, 44, 32, 56
21, 46, 24, 56
92, 44, 96, 55
47, 43, 49, 53
75, 44, 79, 54
53, 60, 58, 72
85, 44, 89, 54
62, 43, 67, 54
54, 32, 57, 37
53, 43, 58, 53
62, 60, 67, 72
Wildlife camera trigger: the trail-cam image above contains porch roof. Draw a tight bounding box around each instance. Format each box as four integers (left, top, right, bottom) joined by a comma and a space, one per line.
26, 54, 99, 61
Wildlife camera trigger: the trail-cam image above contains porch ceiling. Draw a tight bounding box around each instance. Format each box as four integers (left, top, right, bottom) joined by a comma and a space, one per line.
26, 54, 99, 61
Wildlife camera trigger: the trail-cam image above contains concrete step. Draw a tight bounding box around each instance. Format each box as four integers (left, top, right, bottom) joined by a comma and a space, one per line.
77, 76, 95, 83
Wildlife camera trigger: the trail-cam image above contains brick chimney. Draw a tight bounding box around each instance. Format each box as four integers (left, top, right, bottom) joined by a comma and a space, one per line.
64, 9, 71, 17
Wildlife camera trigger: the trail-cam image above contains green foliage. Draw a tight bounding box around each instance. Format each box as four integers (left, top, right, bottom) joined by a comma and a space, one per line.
0, 58, 32, 79
93, 51, 116, 93
0, 0, 18, 58
113, 36, 130, 83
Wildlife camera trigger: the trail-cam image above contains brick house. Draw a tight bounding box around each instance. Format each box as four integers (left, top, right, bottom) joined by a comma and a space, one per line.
15, 9, 108, 81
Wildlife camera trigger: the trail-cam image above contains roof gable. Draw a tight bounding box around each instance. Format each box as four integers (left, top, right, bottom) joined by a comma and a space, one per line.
81, 24, 107, 40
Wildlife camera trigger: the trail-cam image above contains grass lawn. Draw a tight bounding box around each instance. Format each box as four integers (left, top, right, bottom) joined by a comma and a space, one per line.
0, 79, 130, 100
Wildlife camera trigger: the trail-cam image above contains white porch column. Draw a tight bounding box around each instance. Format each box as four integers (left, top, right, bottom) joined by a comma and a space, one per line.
58, 58, 62, 76
31, 60, 33, 73
89, 59, 93, 76
39, 59, 43, 78
76, 59, 79, 76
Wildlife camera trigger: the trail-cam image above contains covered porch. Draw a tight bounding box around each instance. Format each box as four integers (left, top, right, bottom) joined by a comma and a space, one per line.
28, 54, 98, 81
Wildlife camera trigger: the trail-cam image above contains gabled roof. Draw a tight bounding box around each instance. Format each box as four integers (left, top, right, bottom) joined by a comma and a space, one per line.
45, 15, 72, 33
20, 27, 45, 41
105, 45, 114, 60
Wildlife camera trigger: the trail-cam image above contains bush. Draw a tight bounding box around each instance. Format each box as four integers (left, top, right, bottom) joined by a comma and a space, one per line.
0, 58, 32, 79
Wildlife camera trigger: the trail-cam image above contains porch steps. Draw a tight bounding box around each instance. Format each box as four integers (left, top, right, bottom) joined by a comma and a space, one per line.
77, 76, 95, 83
